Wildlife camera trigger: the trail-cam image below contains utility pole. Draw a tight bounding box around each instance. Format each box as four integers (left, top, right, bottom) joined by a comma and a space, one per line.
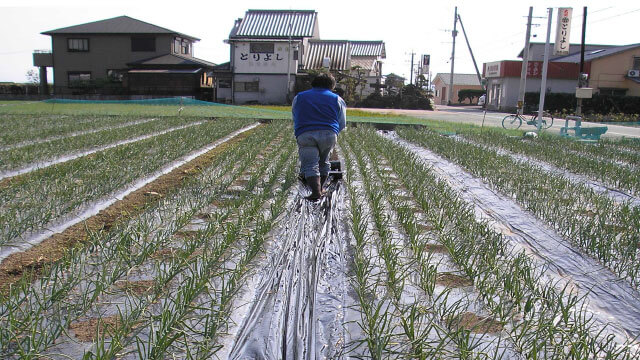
537, 8, 553, 131
410, 52, 415, 85
457, 13, 484, 92
287, 21, 292, 103
447, 6, 458, 105
576, 7, 587, 116
517, 7, 533, 116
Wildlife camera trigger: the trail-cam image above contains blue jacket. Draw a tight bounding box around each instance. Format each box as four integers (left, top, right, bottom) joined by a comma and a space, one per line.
292, 88, 347, 137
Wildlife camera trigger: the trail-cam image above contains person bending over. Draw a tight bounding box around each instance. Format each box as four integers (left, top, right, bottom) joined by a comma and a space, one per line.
292, 72, 346, 201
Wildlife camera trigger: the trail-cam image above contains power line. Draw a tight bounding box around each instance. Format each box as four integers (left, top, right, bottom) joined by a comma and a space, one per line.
589, 8, 640, 24
0, 50, 34, 56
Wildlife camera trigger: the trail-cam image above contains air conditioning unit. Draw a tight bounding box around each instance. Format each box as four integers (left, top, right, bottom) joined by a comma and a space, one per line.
628, 70, 640, 78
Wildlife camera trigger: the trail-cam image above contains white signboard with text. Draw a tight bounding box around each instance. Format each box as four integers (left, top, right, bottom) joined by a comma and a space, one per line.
554, 8, 572, 56
233, 41, 297, 74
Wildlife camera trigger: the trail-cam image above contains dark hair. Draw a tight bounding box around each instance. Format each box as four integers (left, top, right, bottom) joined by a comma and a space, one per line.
311, 73, 336, 89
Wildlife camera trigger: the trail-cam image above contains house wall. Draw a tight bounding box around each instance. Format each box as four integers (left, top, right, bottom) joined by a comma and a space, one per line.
589, 48, 640, 96
128, 72, 200, 95
485, 77, 577, 111
233, 73, 289, 104
51, 34, 174, 93
232, 41, 299, 74
230, 40, 302, 104
432, 77, 482, 105
433, 77, 445, 104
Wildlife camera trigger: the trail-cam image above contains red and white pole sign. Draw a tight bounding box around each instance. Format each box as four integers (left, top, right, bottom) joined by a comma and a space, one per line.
554, 7, 572, 55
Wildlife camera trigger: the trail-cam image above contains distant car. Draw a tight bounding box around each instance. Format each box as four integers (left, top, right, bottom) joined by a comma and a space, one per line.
477, 94, 486, 106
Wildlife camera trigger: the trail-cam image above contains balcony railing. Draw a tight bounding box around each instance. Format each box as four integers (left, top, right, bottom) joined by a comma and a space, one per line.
33, 51, 53, 67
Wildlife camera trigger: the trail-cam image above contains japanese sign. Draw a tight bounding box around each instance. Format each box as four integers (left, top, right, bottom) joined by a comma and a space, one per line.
554, 8, 572, 56
485, 61, 501, 78
421, 54, 430, 75
527, 61, 541, 77
234, 42, 295, 74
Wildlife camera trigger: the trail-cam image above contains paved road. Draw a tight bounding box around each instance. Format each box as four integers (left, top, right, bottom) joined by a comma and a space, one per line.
362, 105, 640, 139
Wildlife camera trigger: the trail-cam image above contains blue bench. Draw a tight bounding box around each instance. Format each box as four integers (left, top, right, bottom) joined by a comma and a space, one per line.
559, 116, 608, 141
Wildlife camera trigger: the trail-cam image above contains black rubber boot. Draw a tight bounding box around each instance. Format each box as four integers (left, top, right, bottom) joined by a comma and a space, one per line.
304, 176, 323, 201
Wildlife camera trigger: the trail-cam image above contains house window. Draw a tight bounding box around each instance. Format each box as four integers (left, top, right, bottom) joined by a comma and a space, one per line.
250, 43, 274, 53
68, 72, 91, 87
293, 50, 299, 61
181, 41, 190, 55
218, 79, 231, 88
174, 39, 181, 54
235, 81, 259, 92
107, 69, 125, 82
633, 57, 640, 70
131, 36, 155, 52
67, 38, 89, 52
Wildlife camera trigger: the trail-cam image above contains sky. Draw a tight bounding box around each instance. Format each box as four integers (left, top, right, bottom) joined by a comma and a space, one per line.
1, 0, 639, 84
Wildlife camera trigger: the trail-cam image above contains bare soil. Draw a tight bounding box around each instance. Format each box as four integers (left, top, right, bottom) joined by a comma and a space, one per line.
424, 243, 449, 254
69, 316, 121, 342
436, 272, 473, 287
455, 312, 504, 334
114, 279, 155, 296
0, 127, 259, 294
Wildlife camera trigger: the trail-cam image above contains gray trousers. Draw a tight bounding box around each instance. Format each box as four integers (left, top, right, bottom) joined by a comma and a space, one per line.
296, 129, 337, 178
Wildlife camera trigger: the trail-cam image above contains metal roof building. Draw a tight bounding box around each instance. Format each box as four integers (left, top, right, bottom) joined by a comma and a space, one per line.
434, 73, 481, 86
351, 41, 386, 58
302, 40, 386, 72
219, 9, 386, 104
303, 41, 351, 71
42, 15, 199, 41
229, 10, 319, 39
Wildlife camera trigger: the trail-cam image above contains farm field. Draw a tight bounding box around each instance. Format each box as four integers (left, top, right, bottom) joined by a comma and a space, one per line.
0, 100, 639, 359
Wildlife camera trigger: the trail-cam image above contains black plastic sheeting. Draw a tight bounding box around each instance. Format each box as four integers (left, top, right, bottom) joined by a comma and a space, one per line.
384, 131, 640, 343
227, 181, 356, 359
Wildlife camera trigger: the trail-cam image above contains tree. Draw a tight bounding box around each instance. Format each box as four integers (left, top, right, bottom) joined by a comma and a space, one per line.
384, 73, 405, 95
26, 69, 39, 84
457, 89, 485, 104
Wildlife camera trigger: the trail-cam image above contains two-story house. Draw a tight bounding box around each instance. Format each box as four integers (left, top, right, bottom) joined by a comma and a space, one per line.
302, 40, 386, 98
217, 9, 386, 104
35, 16, 215, 98
221, 9, 320, 104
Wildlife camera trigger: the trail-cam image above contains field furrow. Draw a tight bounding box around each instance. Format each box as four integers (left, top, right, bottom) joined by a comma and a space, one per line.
384, 130, 640, 347
397, 127, 640, 289
0, 114, 150, 147
0, 117, 158, 151
0, 121, 287, 358
0, 117, 210, 172
459, 129, 640, 196
0, 119, 253, 245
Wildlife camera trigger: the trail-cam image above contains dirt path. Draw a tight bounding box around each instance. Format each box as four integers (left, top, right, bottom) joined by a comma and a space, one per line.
224, 182, 353, 359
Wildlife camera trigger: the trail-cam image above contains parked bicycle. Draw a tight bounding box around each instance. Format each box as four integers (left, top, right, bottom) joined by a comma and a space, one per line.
502, 111, 554, 130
